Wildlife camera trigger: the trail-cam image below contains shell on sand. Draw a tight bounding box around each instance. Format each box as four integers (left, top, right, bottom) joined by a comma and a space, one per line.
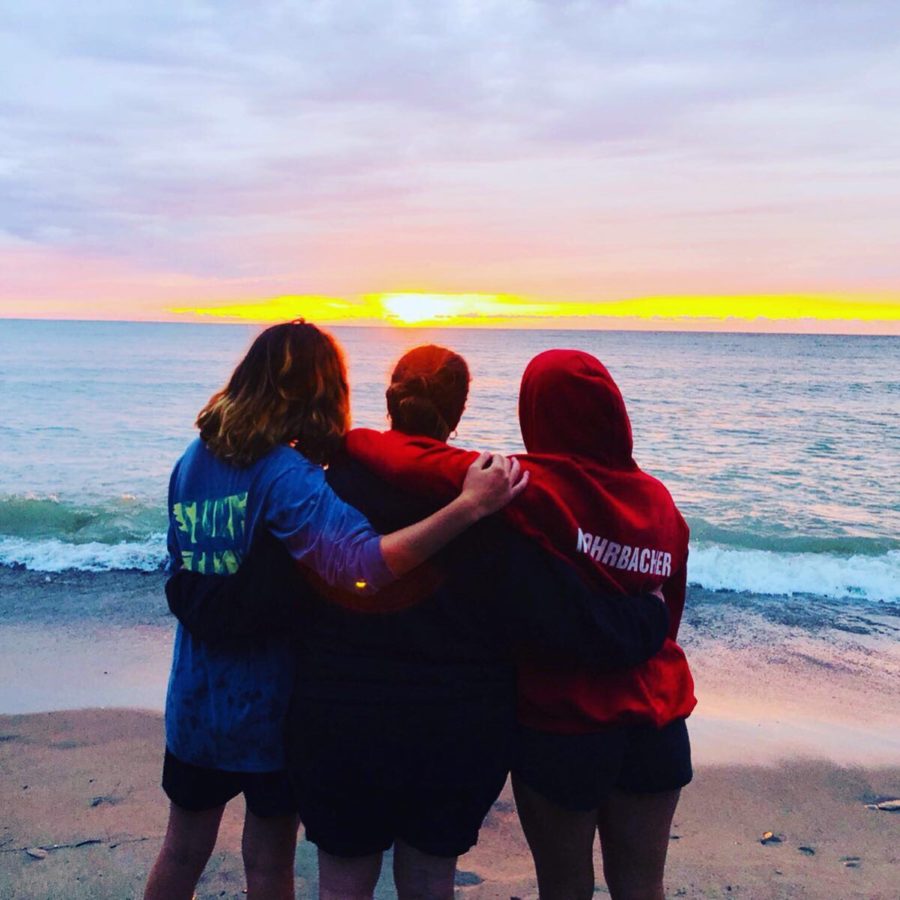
865, 799, 900, 812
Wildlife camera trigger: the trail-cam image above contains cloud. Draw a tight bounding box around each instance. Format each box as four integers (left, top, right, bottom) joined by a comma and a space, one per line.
1, 1, 900, 306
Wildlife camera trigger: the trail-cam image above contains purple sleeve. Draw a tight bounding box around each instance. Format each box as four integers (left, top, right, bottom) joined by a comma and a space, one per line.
263, 462, 394, 593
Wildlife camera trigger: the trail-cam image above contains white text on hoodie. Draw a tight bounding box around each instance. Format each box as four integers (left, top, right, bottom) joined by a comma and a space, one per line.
576, 528, 672, 577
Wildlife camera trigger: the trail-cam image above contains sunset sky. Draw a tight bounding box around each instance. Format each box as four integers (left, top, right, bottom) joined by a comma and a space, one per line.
1, 1, 899, 333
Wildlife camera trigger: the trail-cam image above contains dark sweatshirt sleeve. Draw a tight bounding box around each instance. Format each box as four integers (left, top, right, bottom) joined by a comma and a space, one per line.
166, 529, 313, 644
491, 524, 670, 670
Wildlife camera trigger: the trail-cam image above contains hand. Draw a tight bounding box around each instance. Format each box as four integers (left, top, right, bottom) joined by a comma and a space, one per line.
459, 452, 530, 520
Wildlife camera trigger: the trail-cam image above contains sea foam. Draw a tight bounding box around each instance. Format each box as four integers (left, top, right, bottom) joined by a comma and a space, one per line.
689, 545, 900, 603
0, 535, 166, 573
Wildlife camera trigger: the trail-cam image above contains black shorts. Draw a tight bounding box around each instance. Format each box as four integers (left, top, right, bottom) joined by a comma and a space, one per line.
513, 718, 692, 812
287, 699, 513, 858
161, 748, 297, 819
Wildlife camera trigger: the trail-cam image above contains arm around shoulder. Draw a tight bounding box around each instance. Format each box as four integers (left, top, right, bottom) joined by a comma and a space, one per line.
496, 529, 670, 670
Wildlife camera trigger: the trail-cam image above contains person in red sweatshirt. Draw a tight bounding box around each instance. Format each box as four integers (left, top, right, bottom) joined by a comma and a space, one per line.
346, 348, 696, 900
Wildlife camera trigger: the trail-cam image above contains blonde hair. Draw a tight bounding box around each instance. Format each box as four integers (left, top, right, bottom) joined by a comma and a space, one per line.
197, 321, 349, 467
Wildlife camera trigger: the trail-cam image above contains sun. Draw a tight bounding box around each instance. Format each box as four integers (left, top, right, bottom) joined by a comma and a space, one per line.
379, 294, 466, 324
377, 292, 525, 325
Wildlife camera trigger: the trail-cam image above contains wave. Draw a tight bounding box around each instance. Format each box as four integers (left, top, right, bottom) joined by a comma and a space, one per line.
1, 534, 898, 604
689, 545, 900, 603
686, 517, 897, 556
0, 535, 166, 573
0, 495, 166, 543
1, 496, 897, 601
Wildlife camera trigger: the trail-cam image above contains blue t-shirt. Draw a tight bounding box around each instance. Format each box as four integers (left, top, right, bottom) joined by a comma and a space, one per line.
164, 438, 392, 772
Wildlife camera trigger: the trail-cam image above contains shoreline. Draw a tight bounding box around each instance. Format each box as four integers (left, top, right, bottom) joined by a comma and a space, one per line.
2, 567, 899, 766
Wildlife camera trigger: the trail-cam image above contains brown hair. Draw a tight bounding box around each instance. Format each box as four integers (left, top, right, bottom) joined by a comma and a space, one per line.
197, 320, 349, 467
386, 345, 470, 441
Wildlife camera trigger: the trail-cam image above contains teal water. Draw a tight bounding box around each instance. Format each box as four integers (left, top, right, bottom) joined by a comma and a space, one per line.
0, 319, 897, 602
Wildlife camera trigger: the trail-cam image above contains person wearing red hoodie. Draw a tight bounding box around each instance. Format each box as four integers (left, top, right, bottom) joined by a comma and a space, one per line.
346, 348, 696, 900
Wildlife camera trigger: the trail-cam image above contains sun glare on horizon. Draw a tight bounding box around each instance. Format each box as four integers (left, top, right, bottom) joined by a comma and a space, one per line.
379, 293, 518, 325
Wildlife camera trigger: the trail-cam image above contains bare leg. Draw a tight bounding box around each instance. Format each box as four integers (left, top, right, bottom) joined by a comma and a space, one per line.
596, 788, 680, 900
393, 839, 457, 900
143, 802, 225, 900
242, 809, 300, 900
317, 848, 383, 900
511, 774, 597, 900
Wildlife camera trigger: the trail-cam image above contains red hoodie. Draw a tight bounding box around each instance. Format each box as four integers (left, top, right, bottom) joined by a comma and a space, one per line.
346, 349, 696, 733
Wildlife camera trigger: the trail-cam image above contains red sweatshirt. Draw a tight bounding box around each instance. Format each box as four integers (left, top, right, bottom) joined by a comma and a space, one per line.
346, 349, 696, 733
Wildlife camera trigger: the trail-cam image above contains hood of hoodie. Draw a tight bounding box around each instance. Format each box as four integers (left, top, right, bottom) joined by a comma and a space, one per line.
518, 349, 634, 467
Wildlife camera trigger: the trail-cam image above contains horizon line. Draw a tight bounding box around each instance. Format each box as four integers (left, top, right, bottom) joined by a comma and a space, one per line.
3, 313, 898, 338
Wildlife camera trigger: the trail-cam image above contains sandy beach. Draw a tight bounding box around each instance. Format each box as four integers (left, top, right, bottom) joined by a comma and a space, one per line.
1, 570, 899, 898
1, 710, 898, 899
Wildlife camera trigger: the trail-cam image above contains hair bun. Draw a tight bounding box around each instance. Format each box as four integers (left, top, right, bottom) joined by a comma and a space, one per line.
386, 345, 470, 441
387, 381, 448, 438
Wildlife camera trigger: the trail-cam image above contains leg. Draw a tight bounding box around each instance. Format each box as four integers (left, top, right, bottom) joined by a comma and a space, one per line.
511, 774, 597, 900
143, 802, 225, 900
242, 808, 300, 900
595, 788, 680, 900
317, 848, 383, 900
393, 839, 457, 900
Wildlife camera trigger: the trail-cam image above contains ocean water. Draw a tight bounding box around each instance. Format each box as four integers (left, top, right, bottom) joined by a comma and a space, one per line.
0, 319, 897, 604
